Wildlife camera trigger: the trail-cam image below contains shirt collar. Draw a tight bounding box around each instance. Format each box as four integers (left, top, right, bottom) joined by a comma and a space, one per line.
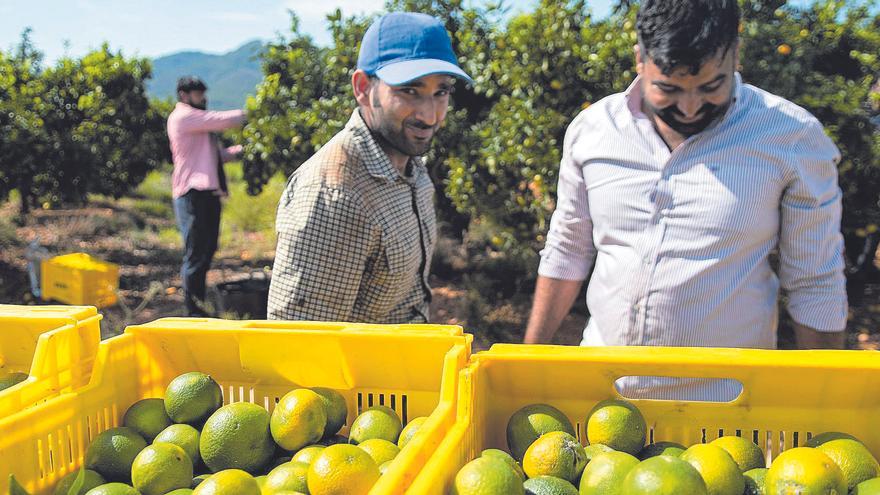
346, 109, 424, 183
621, 72, 743, 130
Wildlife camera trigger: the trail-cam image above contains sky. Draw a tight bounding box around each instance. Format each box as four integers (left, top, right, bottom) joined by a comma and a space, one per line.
0, 0, 615, 64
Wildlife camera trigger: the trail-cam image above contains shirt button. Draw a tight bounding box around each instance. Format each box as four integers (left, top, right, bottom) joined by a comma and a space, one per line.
643, 256, 651, 265
632, 303, 641, 311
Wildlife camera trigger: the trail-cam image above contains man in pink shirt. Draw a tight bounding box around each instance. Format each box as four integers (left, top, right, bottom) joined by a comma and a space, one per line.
167, 76, 245, 316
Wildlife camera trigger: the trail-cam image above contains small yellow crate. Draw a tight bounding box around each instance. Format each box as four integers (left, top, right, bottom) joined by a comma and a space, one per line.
0, 305, 101, 416
0, 318, 471, 495
41, 253, 119, 308
409, 344, 880, 493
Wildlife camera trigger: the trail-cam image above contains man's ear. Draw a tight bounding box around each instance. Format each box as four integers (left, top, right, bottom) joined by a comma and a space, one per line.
634, 44, 644, 75
733, 38, 742, 72
352, 70, 373, 107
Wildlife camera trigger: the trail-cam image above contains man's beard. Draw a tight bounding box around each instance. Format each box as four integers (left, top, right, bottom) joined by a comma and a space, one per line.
191, 101, 207, 110
369, 108, 436, 158
644, 98, 730, 137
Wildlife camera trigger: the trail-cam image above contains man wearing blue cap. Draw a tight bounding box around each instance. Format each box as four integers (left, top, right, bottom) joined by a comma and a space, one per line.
267, 12, 472, 323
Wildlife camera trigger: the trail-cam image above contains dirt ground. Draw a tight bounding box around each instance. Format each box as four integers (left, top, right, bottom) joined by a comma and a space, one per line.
1, 201, 877, 351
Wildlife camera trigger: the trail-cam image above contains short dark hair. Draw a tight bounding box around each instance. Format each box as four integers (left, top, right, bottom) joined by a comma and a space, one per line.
176, 76, 207, 94
636, 0, 740, 75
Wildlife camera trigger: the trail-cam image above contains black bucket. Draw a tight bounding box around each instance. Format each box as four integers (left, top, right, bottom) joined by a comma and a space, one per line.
210, 275, 270, 319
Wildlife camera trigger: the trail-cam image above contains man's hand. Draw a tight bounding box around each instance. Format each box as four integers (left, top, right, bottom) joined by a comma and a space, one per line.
523, 276, 584, 344
793, 321, 846, 349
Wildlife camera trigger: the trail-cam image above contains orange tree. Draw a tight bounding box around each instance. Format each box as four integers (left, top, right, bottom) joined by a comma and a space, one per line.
0, 34, 170, 213
738, 0, 880, 266
0, 30, 46, 214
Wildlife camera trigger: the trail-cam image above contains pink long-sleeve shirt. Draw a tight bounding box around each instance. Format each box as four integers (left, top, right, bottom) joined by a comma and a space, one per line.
167, 102, 246, 198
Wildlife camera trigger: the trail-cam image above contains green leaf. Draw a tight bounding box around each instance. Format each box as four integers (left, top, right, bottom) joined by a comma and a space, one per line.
67, 468, 86, 495
9, 474, 31, 495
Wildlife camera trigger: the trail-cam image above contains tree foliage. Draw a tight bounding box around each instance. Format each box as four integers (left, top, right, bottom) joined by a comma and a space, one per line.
0, 33, 170, 213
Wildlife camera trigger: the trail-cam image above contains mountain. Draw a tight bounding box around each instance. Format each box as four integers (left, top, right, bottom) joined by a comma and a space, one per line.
147, 40, 264, 110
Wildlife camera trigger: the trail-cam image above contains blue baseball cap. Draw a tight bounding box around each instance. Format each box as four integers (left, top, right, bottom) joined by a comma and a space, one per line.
357, 12, 472, 86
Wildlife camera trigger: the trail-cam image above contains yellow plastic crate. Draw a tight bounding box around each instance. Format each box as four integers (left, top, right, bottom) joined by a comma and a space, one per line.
41, 253, 119, 308
0, 305, 101, 417
410, 344, 880, 493
0, 319, 471, 495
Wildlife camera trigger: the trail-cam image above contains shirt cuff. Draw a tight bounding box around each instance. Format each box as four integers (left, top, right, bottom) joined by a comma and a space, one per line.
537, 248, 591, 281
787, 293, 848, 332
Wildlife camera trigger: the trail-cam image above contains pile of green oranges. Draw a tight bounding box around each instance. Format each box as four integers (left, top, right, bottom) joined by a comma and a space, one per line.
13, 371, 428, 495
453, 399, 880, 494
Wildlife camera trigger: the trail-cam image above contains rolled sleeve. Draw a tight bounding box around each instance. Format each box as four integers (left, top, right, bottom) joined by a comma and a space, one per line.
267, 185, 373, 321
219, 145, 242, 163
779, 122, 848, 331
178, 109, 245, 133
538, 114, 596, 281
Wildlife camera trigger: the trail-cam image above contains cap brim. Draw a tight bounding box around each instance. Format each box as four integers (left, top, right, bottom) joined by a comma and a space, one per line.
375, 59, 473, 86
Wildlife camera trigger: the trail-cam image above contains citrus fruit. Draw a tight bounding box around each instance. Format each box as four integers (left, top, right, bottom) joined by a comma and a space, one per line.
319, 434, 348, 446
131, 442, 193, 495
268, 456, 293, 471
270, 388, 327, 451
680, 443, 745, 495
522, 431, 587, 483
53, 469, 106, 495
84, 427, 147, 482
638, 441, 686, 460
744, 467, 768, 495
578, 451, 640, 495
453, 456, 525, 495
348, 406, 402, 445
710, 436, 765, 472
585, 443, 616, 461
854, 477, 880, 494
165, 372, 223, 425
621, 455, 709, 494
523, 475, 579, 495
398, 417, 428, 449
585, 399, 646, 456
506, 403, 575, 461
817, 438, 880, 490
155, 423, 201, 466
805, 432, 859, 448
291, 445, 326, 466
481, 449, 525, 481
83, 483, 140, 495
122, 398, 173, 442
191, 474, 211, 488
358, 438, 400, 466
765, 447, 846, 495
265, 461, 309, 493
379, 460, 393, 475
165, 490, 194, 495
307, 443, 380, 495
311, 387, 347, 438
192, 469, 261, 495
200, 402, 275, 473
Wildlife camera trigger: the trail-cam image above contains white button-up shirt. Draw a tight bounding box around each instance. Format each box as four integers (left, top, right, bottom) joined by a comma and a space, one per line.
540, 74, 847, 357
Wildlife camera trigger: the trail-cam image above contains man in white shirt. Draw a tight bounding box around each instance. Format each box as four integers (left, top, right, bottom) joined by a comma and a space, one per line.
524, 0, 847, 398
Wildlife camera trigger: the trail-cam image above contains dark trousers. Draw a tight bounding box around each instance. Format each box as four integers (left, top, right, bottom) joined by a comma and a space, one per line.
174, 189, 221, 316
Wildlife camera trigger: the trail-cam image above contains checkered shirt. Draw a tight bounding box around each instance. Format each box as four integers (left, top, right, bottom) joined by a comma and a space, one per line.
267, 109, 436, 323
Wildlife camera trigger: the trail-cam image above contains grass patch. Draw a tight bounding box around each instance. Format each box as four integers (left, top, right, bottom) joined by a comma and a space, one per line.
130, 198, 174, 220
157, 227, 182, 247
219, 162, 284, 253
135, 166, 173, 203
